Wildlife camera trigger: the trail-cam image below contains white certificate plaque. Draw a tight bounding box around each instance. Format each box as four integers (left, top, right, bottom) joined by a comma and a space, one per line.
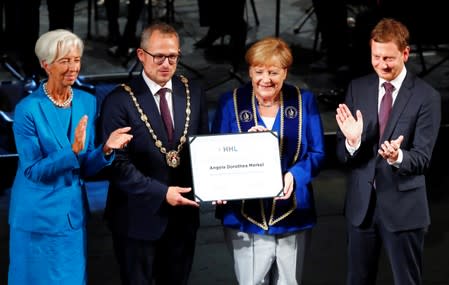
188, 131, 283, 202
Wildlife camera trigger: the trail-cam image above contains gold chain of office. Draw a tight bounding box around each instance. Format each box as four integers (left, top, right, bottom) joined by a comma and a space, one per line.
121, 75, 191, 168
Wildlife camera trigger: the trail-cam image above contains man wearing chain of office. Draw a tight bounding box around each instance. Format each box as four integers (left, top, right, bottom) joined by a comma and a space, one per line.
99, 22, 209, 285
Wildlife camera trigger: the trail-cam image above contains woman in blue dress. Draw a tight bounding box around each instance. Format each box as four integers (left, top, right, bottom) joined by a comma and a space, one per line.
8, 29, 133, 285
212, 37, 325, 284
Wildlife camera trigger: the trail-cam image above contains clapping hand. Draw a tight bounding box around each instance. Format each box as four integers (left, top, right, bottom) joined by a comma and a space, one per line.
72, 115, 88, 154
103, 127, 133, 155
378, 135, 404, 162
336, 104, 363, 146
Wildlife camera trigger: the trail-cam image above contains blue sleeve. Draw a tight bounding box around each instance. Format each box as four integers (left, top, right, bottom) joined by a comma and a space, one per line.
287, 91, 325, 187
13, 99, 80, 184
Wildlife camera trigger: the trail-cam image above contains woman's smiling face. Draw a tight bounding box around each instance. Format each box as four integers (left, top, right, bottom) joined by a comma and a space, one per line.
249, 64, 287, 101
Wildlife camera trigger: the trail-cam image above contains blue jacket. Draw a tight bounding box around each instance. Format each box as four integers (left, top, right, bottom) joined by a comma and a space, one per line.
9, 83, 112, 234
211, 83, 325, 235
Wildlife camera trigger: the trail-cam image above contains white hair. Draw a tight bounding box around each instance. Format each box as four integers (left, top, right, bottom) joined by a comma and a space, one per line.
35, 29, 84, 67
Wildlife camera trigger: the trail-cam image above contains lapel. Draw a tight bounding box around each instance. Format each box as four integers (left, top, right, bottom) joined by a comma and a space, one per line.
172, 76, 187, 141
361, 75, 380, 142
38, 87, 70, 148
381, 73, 414, 142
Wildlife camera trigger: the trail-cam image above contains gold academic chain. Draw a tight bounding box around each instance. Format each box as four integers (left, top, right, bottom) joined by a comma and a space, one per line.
234, 86, 302, 230
121, 75, 191, 168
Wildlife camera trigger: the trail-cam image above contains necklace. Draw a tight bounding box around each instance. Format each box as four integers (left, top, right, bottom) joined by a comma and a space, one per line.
253, 90, 278, 108
43, 83, 73, 108
257, 101, 277, 108
122, 75, 191, 168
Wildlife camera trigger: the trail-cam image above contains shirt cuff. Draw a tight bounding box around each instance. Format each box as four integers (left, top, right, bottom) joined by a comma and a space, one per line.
345, 139, 361, 156
388, 149, 403, 167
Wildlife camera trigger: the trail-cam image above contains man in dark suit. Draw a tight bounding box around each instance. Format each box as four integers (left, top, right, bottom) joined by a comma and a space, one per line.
335, 18, 441, 285
99, 22, 209, 285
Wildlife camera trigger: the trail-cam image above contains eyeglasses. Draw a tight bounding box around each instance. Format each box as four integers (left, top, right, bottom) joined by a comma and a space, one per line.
140, 48, 180, 65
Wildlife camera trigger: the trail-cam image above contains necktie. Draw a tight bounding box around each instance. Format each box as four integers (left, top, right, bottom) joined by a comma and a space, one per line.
379, 82, 394, 142
157, 88, 174, 143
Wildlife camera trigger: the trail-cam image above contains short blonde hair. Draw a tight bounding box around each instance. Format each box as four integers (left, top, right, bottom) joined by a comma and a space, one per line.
35, 29, 84, 66
140, 22, 180, 50
245, 37, 293, 69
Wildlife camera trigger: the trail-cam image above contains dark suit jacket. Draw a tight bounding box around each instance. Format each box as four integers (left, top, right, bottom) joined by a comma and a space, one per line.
99, 74, 209, 240
336, 71, 441, 232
